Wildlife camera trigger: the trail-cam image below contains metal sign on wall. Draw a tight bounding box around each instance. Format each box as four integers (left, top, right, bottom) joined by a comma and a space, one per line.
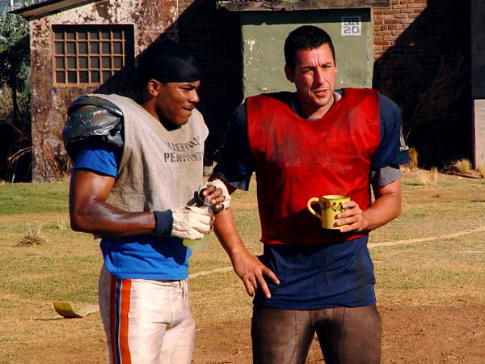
341, 16, 361, 36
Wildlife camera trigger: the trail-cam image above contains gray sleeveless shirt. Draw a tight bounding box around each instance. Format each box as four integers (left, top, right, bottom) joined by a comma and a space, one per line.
92, 94, 208, 212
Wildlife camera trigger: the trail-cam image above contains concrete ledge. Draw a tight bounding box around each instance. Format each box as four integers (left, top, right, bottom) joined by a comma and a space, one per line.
217, 0, 390, 12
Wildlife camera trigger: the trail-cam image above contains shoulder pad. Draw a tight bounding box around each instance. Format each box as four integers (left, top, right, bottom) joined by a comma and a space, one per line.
62, 95, 124, 156
67, 94, 123, 117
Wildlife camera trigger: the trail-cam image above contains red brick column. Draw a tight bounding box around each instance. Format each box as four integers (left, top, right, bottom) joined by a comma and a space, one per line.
373, 0, 427, 59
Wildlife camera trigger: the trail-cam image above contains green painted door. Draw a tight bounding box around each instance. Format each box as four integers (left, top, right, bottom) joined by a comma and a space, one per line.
241, 10, 373, 97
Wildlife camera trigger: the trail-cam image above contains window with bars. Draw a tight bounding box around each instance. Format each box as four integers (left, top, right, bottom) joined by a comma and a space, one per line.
53, 25, 134, 86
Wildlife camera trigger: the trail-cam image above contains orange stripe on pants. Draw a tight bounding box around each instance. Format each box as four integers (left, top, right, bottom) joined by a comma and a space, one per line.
119, 279, 132, 364
109, 277, 132, 364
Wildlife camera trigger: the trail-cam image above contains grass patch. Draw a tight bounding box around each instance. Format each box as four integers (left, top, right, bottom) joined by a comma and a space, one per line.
0, 182, 69, 215
373, 233, 485, 306
0, 245, 101, 303
16, 224, 48, 247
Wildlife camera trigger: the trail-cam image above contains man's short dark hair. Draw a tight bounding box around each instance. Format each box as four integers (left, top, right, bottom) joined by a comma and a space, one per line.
135, 38, 200, 91
284, 26, 336, 70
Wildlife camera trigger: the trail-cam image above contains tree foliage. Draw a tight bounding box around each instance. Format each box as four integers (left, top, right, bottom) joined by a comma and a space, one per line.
0, 6, 31, 181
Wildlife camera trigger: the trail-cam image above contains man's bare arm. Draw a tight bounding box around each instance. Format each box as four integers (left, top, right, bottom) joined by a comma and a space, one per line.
338, 178, 402, 232
212, 179, 280, 298
69, 169, 156, 236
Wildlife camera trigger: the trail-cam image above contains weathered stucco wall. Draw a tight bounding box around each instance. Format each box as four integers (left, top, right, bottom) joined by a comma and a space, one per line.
29, 0, 185, 181
240, 9, 373, 98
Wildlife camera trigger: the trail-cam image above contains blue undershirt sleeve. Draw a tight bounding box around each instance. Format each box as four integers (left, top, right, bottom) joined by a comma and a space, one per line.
370, 94, 410, 186
372, 94, 409, 169
213, 104, 254, 191
72, 137, 122, 178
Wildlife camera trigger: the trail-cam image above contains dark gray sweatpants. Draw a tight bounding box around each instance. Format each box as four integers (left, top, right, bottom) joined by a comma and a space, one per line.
252, 304, 381, 364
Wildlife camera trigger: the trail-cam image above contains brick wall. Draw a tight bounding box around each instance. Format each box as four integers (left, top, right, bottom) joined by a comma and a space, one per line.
373, 0, 427, 59
372, 0, 471, 168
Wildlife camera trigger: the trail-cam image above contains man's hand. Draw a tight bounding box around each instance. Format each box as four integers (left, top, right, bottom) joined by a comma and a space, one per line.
202, 178, 231, 212
335, 200, 368, 232
229, 248, 280, 299
213, 206, 279, 299
336, 178, 402, 233
171, 206, 212, 240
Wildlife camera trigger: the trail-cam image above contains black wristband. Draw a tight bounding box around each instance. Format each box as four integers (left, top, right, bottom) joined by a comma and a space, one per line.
153, 210, 174, 236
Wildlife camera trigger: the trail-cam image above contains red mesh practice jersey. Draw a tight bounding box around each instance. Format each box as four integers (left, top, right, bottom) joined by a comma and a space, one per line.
246, 88, 380, 245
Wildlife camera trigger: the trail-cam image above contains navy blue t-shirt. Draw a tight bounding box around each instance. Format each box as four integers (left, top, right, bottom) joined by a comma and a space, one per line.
213, 89, 409, 309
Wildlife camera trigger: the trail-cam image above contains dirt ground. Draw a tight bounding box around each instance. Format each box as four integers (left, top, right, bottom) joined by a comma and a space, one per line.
5, 303, 482, 363
193, 305, 484, 364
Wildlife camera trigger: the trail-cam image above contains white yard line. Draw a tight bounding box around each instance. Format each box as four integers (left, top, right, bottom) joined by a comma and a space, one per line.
189, 266, 233, 279
368, 225, 485, 248
189, 226, 485, 279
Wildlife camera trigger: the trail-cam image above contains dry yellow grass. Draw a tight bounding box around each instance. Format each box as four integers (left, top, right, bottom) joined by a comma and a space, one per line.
16, 224, 47, 247
403, 147, 418, 170
415, 167, 439, 185
453, 158, 473, 174
478, 164, 485, 178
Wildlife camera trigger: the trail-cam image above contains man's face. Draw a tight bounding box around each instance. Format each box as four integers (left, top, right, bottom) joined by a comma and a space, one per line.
153, 80, 200, 127
285, 43, 337, 117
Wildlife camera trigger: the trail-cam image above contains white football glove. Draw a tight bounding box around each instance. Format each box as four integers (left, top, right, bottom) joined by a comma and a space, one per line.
204, 178, 231, 210
171, 205, 212, 240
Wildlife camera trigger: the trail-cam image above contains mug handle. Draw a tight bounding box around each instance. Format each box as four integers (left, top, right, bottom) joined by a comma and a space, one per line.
307, 197, 321, 217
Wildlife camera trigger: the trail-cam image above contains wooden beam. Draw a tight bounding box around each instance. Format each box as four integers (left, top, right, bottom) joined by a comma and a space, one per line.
217, 0, 390, 12
11, 0, 101, 19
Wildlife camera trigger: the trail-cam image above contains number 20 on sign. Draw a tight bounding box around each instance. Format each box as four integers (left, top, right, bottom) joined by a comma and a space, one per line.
342, 16, 362, 36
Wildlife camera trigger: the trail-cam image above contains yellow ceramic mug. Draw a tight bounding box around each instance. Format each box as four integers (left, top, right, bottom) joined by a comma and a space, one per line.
307, 195, 350, 230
